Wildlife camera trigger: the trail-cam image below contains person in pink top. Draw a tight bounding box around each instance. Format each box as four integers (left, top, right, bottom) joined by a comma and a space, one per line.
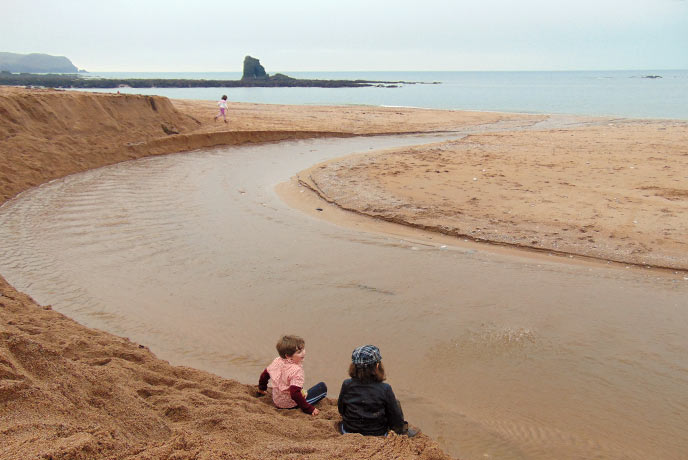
214, 94, 228, 123
257, 335, 327, 415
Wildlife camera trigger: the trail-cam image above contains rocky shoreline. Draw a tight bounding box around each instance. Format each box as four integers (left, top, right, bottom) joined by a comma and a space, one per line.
0, 72, 431, 89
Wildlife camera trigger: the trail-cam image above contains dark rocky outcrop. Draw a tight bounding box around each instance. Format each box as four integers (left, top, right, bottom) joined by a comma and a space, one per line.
270, 73, 295, 81
0, 55, 429, 89
242, 56, 268, 80
0, 73, 419, 89
0, 52, 79, 73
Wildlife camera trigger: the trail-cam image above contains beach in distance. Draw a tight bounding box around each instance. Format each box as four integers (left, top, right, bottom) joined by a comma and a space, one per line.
82, 69, 688, 120
1, 86, 688, 460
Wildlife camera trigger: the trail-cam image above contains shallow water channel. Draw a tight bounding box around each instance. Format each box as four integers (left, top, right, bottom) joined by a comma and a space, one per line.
1, 133, 687, 460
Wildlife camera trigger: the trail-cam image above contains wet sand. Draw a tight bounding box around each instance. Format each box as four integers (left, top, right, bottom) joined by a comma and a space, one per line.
2, 87, 688, 459
297, 118, 688, 270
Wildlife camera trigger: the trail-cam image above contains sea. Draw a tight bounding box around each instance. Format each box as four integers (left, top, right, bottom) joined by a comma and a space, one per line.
74, 70, 688, 120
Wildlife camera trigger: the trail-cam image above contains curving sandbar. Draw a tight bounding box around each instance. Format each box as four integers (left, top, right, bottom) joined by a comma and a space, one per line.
298, 119, 688, 271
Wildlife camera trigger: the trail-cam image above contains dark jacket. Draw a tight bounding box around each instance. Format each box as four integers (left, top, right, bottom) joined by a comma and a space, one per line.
337, 378, 404, 436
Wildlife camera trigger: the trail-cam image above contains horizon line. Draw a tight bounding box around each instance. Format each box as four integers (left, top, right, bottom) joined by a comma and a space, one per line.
82, 68, 687, 73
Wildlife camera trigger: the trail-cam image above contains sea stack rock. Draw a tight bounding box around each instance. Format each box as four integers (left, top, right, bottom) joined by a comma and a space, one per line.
242, 56, 268, 80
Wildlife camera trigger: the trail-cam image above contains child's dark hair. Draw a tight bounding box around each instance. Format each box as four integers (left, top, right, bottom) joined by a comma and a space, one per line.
221, 94, 227, 100
276, 335, 305, 358
349, 361, 386, 383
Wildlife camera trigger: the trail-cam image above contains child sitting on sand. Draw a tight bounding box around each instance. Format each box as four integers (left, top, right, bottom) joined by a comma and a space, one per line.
214, 94, 228, 123
337, 345, 419, 437
257, 335, 327, 415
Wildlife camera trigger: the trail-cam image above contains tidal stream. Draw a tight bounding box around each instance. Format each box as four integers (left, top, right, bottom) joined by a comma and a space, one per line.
1, 133, 686, 460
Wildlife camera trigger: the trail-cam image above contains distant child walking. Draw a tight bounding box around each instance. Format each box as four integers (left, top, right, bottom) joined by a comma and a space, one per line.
337, 345, 419, 436
257, 335, 327, 415
214, 94, 228, 123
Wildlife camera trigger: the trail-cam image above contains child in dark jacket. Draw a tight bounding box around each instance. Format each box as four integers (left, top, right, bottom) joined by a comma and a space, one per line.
337, 345, 418, 437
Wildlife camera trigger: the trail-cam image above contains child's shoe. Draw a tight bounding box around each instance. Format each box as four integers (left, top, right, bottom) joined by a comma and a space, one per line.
401, 421, 421, 437
406, 426, 421, 437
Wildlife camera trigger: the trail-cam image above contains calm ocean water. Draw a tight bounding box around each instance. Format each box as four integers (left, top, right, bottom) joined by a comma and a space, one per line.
78, 70, 688, 120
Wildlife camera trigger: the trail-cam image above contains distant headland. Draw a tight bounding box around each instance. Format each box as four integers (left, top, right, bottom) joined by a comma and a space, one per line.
0, 55, 435, 89
0, 52, 82, 73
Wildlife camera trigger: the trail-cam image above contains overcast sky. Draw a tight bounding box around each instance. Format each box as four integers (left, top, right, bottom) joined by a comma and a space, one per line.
3, 0, 687, 72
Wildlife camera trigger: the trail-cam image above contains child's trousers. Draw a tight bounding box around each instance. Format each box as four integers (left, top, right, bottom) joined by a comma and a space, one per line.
306, 381, 327, 405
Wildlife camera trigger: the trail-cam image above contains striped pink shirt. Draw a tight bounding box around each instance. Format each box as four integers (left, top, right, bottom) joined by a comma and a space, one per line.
266, 356, 305, 408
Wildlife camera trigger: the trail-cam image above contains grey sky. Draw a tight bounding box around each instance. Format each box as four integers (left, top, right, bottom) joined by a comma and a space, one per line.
3, 0, 687, 71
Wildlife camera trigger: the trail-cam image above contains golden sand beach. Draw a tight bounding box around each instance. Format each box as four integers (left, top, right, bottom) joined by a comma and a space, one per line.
1, 87, 687, 459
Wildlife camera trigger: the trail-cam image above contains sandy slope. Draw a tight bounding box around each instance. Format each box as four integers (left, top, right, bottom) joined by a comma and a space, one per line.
0, 276, 449, 460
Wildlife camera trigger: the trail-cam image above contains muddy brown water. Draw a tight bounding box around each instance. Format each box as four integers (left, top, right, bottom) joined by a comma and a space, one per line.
1, 133, 687, 460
